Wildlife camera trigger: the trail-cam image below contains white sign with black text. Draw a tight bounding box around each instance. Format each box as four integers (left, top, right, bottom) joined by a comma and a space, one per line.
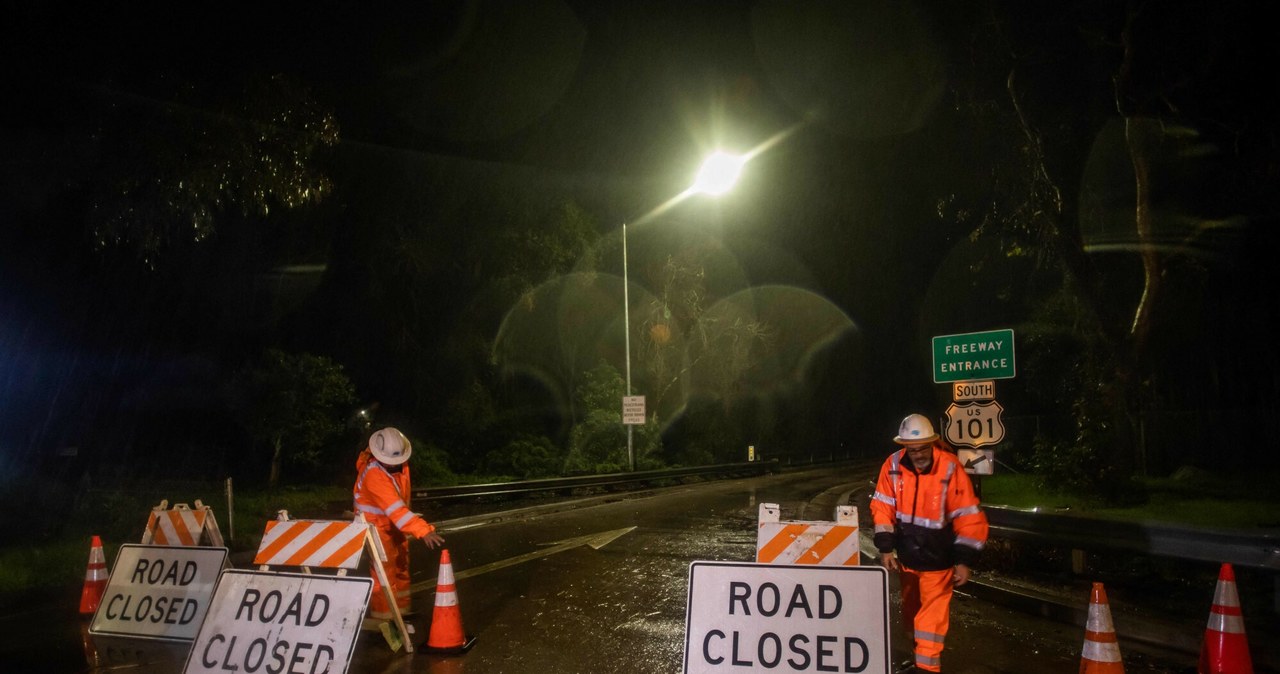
183, 570, 371, 674
90, 544, 227, 642
683, 561, 890, 674
622, 395, 646, 425
952, 379, 995, 402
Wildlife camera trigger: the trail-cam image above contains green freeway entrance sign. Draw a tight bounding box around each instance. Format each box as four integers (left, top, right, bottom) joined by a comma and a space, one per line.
932, 329, 1015, 383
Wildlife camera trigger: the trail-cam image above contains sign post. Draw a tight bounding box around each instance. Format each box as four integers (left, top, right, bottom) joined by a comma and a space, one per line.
934, 330, 1015, 481
683, 561, 890, 674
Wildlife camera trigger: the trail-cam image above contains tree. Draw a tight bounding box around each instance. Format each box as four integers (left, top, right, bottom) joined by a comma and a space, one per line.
85, 73, 338, 268
488, 200, 601, 305
634, 245, 771, 455
227, 348, 357, 487
564, 362, 662, 473
941, 1, 1278, 494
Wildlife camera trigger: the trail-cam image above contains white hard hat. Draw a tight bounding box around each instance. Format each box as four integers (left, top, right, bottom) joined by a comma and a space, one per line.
369, 427, 412, 465
893, 414, 938, 445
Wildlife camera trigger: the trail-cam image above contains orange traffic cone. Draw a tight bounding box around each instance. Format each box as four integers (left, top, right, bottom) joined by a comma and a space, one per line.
1199, 563, 1253, 674
1079, 582, 1124, 673
79, 535, 108, 615
423, 550, 476, 654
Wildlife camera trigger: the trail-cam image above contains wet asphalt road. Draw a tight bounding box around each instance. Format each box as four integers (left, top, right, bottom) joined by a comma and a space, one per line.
3, 465, 1203, 673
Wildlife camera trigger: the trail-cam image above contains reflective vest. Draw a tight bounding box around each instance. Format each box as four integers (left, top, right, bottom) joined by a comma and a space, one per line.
353, 449, 434, 539
870, 445, 988, 570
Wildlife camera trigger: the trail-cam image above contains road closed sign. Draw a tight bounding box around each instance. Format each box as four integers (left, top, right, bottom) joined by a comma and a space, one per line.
183, 569, 371, 674
90, 544, 227, 641
684, 561, 890, 674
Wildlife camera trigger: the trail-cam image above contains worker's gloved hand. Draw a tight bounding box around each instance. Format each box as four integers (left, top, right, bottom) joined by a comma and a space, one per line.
953, 563, 972, 587
420, 531, 446, 549
879, 552, 900, 572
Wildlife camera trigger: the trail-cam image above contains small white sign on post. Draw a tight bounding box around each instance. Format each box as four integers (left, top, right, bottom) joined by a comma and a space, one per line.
952, 379, 995, 402
622, 395, 646, 425
958, 448, 996, 475
684, 561, 890, 674
90, 544, 227, 642
183, 570, 371, 674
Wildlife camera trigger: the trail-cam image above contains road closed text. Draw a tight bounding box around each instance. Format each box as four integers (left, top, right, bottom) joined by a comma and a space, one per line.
184, 570, 371, 674
198, 589, 335, 673
88, 545, 226, 641
685, 562, 890, 674
701, 581, 868, 671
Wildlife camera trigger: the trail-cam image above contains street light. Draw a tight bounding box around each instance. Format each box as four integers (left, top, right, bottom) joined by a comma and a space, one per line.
622, 151, 746, 470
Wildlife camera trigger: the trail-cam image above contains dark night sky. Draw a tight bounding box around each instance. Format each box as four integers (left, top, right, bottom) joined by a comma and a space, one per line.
3, 1, 1277, 478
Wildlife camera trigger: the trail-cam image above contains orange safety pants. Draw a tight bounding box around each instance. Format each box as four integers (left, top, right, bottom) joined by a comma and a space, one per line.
370, 525, 412, 618
900, 565, 954, 672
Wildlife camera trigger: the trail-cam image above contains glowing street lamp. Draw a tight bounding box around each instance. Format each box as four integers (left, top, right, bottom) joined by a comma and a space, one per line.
622, 151, 746, 470
691, 151, 746, 196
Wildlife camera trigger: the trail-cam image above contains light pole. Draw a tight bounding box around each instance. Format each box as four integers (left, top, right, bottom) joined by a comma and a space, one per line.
622, 151, 746, 470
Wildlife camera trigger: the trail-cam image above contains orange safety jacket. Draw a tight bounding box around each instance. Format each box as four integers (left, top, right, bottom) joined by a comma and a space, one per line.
870, 445, 988, 571
353, 449, 435, 539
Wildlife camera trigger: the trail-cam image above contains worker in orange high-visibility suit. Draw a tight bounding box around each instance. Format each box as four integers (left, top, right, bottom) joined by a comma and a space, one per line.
353, 427, 445, 620
871, 414, 989, 674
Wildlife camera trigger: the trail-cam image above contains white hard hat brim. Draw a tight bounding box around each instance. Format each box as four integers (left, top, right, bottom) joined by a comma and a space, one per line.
894, 434, 939, 445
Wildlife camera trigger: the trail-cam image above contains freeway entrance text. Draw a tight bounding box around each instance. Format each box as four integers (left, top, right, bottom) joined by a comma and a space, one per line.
932, 329, 1015, 383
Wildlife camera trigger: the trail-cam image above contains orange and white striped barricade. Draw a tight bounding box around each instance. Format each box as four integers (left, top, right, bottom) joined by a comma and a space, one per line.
140, 500, 226, 548
756, 502, 861, 566
253, 511, 413, 654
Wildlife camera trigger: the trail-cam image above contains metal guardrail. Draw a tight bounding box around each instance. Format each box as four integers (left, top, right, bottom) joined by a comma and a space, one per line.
984, 505, 1280, 571
412, 460, 779, 501
414, 464, 1280, 572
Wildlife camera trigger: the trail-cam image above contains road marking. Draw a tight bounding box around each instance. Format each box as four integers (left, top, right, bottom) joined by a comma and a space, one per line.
408, 526, 636, 593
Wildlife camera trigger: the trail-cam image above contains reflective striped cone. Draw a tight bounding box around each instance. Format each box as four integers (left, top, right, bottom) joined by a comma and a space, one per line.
1199, 563, 1253, 674
79, 535, 108, 615
423, 549, 476, 654
1080, 582, 1124, 673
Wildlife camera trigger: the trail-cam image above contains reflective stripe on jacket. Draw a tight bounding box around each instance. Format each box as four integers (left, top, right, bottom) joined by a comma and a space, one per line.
353, 449, 434, 539
870, 445, 988, 570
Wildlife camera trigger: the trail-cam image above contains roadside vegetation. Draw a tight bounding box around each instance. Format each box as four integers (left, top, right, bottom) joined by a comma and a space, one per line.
0, 479, 350, 595
982, 469, 1280, 530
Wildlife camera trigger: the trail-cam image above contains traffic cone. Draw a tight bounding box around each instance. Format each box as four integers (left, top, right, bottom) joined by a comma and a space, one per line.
1079, 582, 1124, 673
422, 549, 476, 654
79, 535, 108, 615
1199, 563, 1253, 674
